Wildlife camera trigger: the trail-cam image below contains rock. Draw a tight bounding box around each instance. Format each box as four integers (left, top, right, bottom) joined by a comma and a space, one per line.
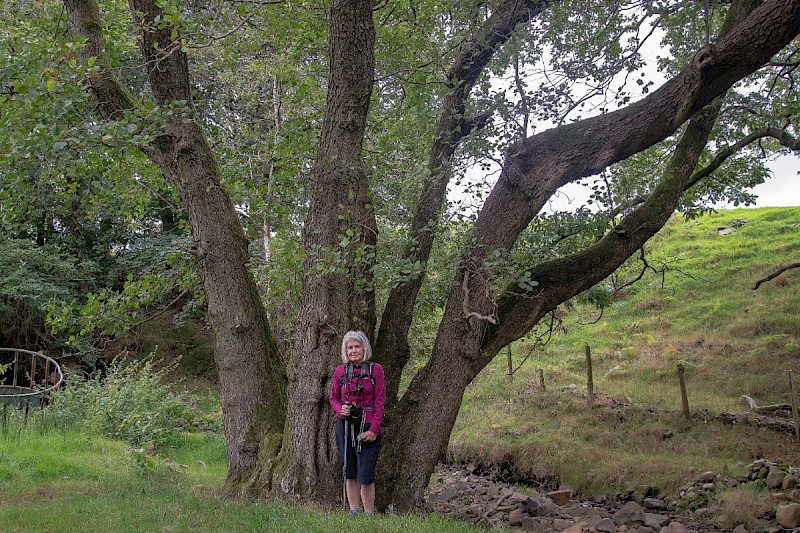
644, 513, 670, 528
783, 474, 799, 490
766, 467, 786, 489
520, 516, 537, 531
776, 503, 800, 529
524, 495, 553, 516
699, 471, 716, 482
508, 507, 527, 526
643, 498, 667, 510
613, 501, 646, 526
659, 522, 689, 533
595, 517, 617, 532
438, 487, 459, 502
553, 518, 575, 529
732, 525, 748, 533
547, 489, 572, 506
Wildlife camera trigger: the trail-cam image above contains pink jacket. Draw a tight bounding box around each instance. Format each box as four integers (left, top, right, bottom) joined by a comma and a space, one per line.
330, 362, 386, 435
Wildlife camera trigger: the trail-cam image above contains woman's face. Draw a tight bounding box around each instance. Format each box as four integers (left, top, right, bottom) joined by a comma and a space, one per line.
346, 339, 365, 364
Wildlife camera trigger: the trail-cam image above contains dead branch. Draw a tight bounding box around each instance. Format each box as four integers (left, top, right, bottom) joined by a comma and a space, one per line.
462, 272, 498, 325
752, 262, 800, 289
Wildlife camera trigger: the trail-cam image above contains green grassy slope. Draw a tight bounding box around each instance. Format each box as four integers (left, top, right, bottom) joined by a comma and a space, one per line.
451, 207, 800, 496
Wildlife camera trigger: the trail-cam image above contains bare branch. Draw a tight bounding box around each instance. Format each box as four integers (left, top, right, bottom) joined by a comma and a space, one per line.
752, 262, 800, 290
462, 273, 498, 325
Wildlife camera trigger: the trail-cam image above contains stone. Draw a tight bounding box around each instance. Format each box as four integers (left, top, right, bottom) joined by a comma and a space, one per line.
438, 487, 459, 502
563, 524, 585, 533
659, 522, 689, 533
699, 471, 716, 482
547, 489, 573, 506
595, 517, 617, 532
508, 507, 527, 526
766, 467, 786, 489
776, 503, 800, 529
643, 498, 667, 510
732, 525, 748, 533
783, 475, 799, 490
524, 495, 554, 516
613, 501, 646, 526
553, 518, 575, 529
644, 513, 670, 528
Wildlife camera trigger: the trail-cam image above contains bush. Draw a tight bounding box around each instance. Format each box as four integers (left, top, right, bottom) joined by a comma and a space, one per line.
51, 354, 197, 448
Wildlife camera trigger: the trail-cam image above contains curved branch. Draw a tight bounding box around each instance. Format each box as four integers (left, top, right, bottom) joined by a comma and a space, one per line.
752, 263, 800, 290
472, 0, 800, 256
374, 0, 548, 401
63, 0, 136, 119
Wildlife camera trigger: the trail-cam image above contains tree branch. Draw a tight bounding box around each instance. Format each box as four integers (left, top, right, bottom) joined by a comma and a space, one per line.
752, 263, 800, 290
63, 0, 136, 119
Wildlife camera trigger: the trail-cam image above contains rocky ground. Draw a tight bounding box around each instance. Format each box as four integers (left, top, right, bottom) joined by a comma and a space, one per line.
423, 459, 800, 532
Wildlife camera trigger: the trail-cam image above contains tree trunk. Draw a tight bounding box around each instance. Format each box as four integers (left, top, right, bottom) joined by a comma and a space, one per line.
63, 0, 287, 491
377, 0, 799, 510
375, 0, 546, 405
268, 0, 378, 502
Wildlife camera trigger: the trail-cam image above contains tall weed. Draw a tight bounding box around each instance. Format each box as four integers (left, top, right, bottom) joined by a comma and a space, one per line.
51, 355, 197, 448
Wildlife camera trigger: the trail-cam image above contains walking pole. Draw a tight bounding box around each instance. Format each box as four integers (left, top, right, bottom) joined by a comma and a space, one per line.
342, 418, 348, 510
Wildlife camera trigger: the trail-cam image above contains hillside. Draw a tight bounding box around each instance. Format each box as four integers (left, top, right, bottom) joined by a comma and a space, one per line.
450, 207, 800, 499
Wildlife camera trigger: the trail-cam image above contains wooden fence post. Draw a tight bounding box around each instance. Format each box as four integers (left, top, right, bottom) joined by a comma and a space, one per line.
790, 370, 800, 441
507, 345, 513, 381
538, 368, 545, 391
677, 363, 690, 420
585, 345, 594, 409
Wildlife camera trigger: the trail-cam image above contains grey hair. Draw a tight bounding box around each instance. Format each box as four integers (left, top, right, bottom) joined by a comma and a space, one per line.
340, 330, 372, 364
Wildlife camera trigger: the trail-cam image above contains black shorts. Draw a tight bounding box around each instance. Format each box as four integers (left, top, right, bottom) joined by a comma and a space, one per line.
336, 417, 381, 484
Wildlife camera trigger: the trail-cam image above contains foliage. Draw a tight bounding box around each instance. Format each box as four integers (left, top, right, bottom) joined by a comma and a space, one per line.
50, 354, 198, 448
0, 239, 93, 349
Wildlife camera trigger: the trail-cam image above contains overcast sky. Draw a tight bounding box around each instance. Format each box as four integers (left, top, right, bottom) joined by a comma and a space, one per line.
542, 154, 799, 213
757, 155, 800, 207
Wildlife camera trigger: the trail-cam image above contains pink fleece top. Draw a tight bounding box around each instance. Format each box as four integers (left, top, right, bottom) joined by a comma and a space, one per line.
330, 362, 386, 435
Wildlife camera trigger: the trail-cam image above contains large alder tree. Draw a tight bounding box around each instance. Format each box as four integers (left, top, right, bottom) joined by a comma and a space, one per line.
42, 0, 800, 511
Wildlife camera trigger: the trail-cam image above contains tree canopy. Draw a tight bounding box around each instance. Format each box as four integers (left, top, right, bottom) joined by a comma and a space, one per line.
1, 0, 799, 511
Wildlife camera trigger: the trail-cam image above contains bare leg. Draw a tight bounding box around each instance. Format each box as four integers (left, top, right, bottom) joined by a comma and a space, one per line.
346, 479, 362, 511
360, 483, 376, 513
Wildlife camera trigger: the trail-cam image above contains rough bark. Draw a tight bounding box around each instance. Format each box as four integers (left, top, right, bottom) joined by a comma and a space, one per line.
374, 0, 547, 406
377, 0, 800, 511
63, 0, 286, 491
269, 0, 377, 502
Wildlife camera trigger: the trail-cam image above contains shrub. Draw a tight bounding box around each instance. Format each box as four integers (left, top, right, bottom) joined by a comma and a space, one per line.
51, 354, 197, 448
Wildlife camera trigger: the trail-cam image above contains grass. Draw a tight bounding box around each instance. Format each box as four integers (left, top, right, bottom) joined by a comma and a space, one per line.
451, 207, 800, 496
3, 206, 800, 529
0, 409, 490, 532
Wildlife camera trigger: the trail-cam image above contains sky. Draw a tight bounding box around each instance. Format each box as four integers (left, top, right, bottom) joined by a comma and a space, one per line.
543, 154, 800, 213
453, 11, 799, 216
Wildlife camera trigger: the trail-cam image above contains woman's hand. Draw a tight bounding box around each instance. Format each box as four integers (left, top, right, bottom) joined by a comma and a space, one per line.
340, 404, 351, 417
357, 430, 376, 442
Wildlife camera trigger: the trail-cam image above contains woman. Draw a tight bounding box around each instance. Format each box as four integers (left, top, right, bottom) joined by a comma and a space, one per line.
330, 330, 386, 515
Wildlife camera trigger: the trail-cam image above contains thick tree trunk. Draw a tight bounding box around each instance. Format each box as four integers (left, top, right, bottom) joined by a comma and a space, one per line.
269, 0, 378, 502
377, 0, 799, 510
64, 0, 287, 491
375, 0, 546, 405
